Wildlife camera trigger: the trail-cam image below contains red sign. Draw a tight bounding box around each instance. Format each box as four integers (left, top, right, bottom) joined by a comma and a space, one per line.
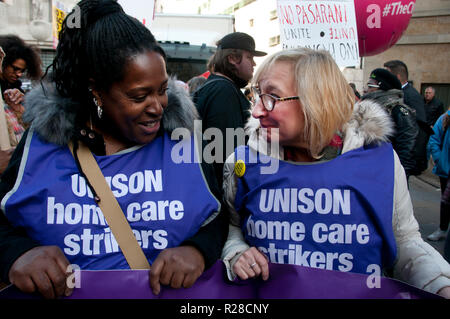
354, 0, 416, 56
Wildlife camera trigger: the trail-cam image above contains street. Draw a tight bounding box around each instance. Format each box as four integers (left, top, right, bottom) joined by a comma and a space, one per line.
410, 172, 446, 256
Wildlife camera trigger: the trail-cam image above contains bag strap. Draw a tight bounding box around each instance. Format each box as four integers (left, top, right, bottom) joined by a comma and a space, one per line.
69, 141, 150, 270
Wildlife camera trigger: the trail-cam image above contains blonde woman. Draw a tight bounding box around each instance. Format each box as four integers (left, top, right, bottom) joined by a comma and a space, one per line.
221, 48, 450, 298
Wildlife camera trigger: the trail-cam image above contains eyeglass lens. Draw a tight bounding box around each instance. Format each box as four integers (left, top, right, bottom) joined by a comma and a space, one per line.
252, 88, 275, 111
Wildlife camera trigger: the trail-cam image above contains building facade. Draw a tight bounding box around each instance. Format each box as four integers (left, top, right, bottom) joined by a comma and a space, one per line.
2, 0, 448, 106
363, 0, 450, 106
227, 0, 449, 106
0, 0, 78, 72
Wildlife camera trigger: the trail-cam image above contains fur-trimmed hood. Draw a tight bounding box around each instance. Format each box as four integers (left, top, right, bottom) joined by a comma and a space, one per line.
23, 77, 199, 145
341, 99, 394, 153
244, 99, 394, 158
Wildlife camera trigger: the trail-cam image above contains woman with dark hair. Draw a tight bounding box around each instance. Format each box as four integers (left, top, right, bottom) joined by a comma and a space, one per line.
0, 34, 42, 95
0, 0, 227, 299
0, 35, 41, 145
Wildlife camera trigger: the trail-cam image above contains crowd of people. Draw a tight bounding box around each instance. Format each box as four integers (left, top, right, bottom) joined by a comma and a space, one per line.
0, 0, 449, 299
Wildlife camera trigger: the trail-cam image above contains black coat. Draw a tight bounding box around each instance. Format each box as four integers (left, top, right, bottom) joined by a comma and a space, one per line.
193, 74, 251, 187
402, 83, 433, 175
361, 90, 418, 176
403, 83, 427, 123
425, 97, 445, 127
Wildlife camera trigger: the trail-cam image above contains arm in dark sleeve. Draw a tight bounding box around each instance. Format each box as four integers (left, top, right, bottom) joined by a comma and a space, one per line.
200, 84, 247, 187
181, 151, 229, 269
0, 130, 40, 283
202, 86, 245, 134
431, 100, 446, 126
390, 106, 418, 175
438, 100, 445, 116
403, 86, 427, 123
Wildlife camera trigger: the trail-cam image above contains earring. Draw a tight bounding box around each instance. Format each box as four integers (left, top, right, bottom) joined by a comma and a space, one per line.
97, 105, 103, 119
93, 97, 103, 119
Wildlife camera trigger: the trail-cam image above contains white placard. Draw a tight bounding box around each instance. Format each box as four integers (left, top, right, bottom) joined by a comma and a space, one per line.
277, 0, 359, 67
118, 0, 155, 28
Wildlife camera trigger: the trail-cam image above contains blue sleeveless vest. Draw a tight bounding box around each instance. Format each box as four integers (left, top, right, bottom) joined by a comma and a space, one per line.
234, 143, 397, 275
2, 130, 220, 270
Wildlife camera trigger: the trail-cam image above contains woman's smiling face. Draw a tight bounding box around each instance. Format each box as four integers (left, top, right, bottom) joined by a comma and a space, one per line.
252, 60, 306, 149
97, 50, 169, 146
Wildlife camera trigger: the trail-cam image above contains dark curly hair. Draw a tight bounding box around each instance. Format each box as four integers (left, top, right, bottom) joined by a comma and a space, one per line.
49, 0, 166, 120
0, 34, 42, 80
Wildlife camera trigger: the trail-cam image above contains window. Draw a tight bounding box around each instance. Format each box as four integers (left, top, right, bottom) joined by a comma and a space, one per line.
269, 10, 277, 20
224, 0, 256, 14
421, 83, 450, 109
30, 0, 52, 22
269, 35, 280, 47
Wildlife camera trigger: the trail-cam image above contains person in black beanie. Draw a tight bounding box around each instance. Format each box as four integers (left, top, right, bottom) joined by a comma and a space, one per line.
361, 68, 418, 181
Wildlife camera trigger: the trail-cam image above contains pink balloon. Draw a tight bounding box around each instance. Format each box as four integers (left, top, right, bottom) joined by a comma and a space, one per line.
354, 0, 416, 56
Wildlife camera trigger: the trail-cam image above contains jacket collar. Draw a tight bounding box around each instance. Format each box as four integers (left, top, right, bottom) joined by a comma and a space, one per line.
23, 77, 199, 146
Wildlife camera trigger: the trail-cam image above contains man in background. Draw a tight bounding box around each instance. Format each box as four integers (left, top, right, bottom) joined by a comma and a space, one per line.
193, 32, 266, 187
361, 68, 418, 180
384, 60, 433, 176
424, 86, 445, 128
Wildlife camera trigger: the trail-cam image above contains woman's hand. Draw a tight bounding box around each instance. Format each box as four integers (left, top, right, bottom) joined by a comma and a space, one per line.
8, 246, 73, 299
232, 247, 269, 281
3, 89, 25, 112
149, 246, 205, 295
437, 286, 450, 299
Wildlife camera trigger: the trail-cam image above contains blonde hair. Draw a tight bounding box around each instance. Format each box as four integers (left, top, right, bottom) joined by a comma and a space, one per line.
252, 48, 354, 159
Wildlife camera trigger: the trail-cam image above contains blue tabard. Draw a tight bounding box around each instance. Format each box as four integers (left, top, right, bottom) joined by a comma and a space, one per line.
2, 130, 220, 270
234, 143, 397, 275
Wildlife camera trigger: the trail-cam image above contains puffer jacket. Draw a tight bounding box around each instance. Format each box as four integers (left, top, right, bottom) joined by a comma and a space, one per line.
221, 99, 450, 295
361, 89, 418, 176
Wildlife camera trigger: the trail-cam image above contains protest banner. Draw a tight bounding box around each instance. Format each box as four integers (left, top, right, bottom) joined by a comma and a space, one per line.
277, 0, 359, 67
0, 261, 441, 299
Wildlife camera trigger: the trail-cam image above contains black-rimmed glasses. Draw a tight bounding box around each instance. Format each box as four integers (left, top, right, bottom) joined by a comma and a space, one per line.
251, 86, 299, 112
11, 65, 26, 75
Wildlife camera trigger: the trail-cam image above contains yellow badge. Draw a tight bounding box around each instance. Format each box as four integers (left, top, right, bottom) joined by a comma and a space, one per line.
234, 160, 246, 178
